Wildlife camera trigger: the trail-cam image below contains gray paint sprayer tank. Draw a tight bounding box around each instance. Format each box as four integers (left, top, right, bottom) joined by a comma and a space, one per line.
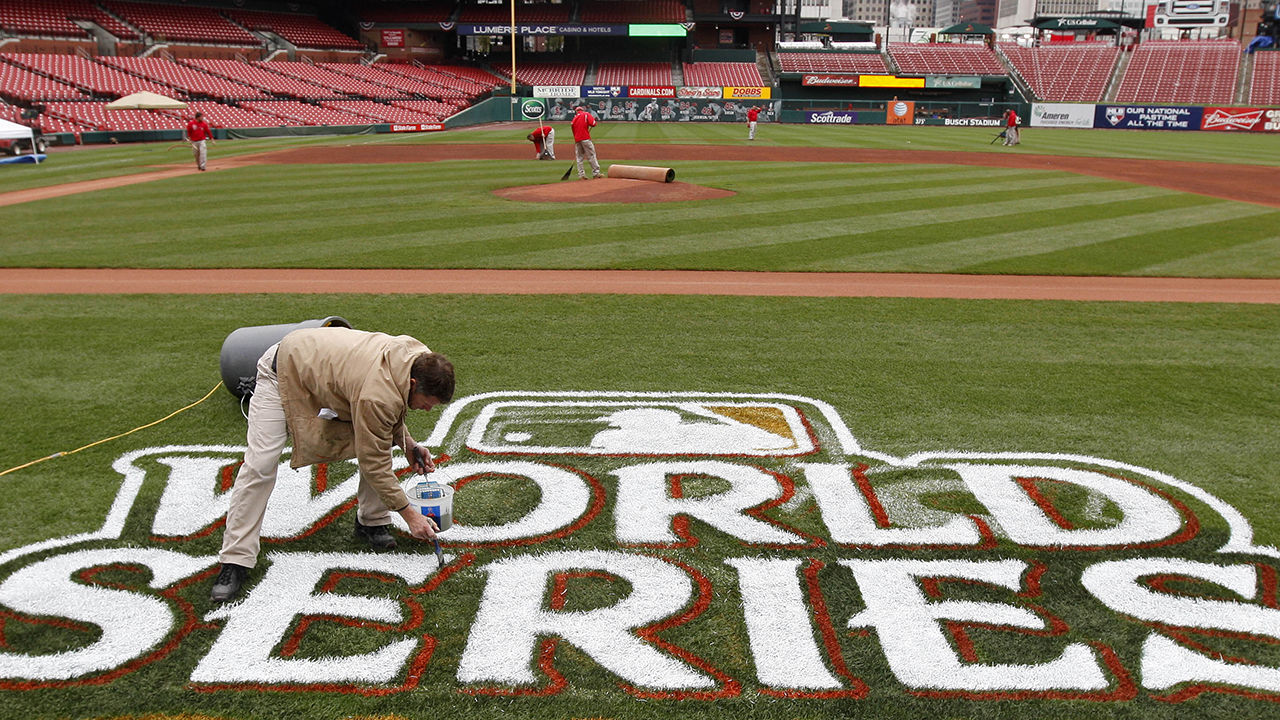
219, 316, 352, 398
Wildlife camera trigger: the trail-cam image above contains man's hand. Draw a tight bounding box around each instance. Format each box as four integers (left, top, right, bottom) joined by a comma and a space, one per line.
399, 506, 438, 540
407, 442, 436, 474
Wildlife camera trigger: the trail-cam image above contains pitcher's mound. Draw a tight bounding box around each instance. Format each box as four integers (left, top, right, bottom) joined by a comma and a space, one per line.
494, 177, 735, 203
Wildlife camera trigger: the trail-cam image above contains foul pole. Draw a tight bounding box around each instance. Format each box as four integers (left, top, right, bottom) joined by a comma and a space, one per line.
510, 0, 517, 121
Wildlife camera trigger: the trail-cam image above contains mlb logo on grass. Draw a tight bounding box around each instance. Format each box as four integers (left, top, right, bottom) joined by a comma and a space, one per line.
431, 391, 846, 457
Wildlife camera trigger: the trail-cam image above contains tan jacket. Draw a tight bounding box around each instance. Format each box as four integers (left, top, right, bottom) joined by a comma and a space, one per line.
276, 328, 429, 512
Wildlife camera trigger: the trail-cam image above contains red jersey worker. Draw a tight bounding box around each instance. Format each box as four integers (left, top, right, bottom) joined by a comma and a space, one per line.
527, 125, 554, 160
1003, 109, 1020, 146
570, 106, 602, 180
747, 106, 760, 141
184, 111, 214, 171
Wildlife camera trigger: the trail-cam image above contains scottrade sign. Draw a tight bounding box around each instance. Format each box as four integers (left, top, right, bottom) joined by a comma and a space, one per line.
1094, 105, 1203, 130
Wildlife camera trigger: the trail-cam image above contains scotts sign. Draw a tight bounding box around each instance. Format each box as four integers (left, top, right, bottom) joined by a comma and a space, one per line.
2, 390, 1279, 702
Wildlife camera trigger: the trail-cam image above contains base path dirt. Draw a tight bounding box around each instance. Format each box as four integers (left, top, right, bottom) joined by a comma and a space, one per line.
3, 268, 1279, 304
493, 177, 735, 203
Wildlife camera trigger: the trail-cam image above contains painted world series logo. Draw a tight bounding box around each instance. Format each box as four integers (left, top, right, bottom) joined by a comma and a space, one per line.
0, 391, 1278, 703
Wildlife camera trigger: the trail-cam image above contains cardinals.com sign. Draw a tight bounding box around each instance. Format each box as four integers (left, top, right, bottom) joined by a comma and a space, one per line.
1, 390, 1279, 704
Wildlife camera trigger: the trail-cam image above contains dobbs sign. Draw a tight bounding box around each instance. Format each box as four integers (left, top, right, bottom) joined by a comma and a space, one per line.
1, 390, 1279, 705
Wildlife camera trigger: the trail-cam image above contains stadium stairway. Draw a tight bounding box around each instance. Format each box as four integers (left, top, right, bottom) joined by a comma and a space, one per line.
1236, 52, 1253, 105
583, 62, 597, 85
671, 57, 683, 86
756, 50, 773, 85
1102, 48, 1131, 102
995, 47, 1036, 102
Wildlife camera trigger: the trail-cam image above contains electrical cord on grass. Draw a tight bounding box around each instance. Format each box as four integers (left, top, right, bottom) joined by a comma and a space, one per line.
0, 382, 224, 478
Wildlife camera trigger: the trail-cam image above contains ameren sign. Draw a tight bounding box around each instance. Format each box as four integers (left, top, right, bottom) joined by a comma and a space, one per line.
1, 391, 1278, 702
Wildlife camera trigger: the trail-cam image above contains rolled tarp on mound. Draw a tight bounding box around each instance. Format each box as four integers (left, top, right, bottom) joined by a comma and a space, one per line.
608, 164, 675, 183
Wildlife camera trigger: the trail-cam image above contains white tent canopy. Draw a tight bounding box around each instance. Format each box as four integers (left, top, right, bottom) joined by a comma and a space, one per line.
0, 117, 39, 163
0, 117, 33, 141
104, 91, 188, 110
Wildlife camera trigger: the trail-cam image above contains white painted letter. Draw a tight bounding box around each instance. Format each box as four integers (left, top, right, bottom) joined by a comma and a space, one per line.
194, 551, 444, 684
842, 558, 1107, 691
951, 464, 1183, 547
394, 461, 590, 542
612, 461, 805, 545
0, 548, 210, 680
799, 463, 981, 546
457, 550, 714, 689
1082, 558, 1280, 692
726, 557, 844, 689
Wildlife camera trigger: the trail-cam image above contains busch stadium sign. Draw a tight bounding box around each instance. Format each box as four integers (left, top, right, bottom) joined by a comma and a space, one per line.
2, 390, 1280, 704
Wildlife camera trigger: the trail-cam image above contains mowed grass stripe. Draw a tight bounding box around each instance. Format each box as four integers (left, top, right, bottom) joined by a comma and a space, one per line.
489, 185, 1184, 268
0, 164, 1102, 266
816, 201, 1270, 273
1137, 235, 1280, 277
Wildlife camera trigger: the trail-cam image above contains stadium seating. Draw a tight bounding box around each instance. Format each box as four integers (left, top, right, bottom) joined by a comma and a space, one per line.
180, 58, 343, 99
999, 43, 1118, 102
2, 53, 173, 97
320, 100, 447, 123
376, 62, 501, 99
596, 62, 672, 86
458, 2, 572, 23
358, 1, 454, 23
320, 62, 460, 100
0, 58, 86, 100
387, 98, 461, 117
682, 61, 766, 86
98, 56, 269, 100
103, 1, 259, 45
1113, 40, 1240, 105
44, 100, 185, 130
579, 0, 687, 23
776, 52, 889, 73
226, 9, 363, 51
240, 99, 375, 125
0, 100, 91, 132
0, 0, 138, 40
493, 61, 587, 86
1250, 50, 1280, 107
887, 43, 1006, 75
157, 100, 285, 128
253, 61, 410, 98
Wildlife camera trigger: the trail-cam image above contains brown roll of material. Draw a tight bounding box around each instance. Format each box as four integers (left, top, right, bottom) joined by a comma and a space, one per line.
607, 164, 676, 183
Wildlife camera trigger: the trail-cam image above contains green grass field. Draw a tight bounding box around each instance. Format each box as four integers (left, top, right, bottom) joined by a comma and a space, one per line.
1, 124, 1279, 720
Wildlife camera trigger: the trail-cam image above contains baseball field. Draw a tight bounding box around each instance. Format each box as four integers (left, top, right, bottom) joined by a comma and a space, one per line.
1, 123, 1279, 720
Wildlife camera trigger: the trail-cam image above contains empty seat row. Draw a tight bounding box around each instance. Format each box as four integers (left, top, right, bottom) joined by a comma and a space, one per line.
777, 52, 889, 74
999, 43, 1118, 102
682, 61, 765, 86
1114, 40, 1240, 105
887, 43, 1007, 75
596, 62, 672, 86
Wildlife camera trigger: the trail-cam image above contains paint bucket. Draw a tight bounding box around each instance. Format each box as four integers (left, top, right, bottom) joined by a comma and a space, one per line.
218, 316, 352, 397
408, 479, 453, 532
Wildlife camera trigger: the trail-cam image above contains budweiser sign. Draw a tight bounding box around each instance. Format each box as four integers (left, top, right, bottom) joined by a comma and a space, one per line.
1200, 107, 1277, 132
802, 74, 860, 87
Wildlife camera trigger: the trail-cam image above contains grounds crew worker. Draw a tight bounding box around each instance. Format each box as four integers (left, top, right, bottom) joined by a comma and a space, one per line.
211, 327, 455, 603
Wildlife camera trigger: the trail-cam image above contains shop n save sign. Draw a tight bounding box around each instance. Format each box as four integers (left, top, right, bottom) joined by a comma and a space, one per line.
1, 390, 1278, 702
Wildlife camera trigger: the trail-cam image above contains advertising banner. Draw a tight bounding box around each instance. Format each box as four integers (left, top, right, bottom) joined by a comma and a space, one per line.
724, 86, 772, 99
388, 123, 445, 132
533, 85, 581, 98
859, 75, 925, 88
540, 97, 780, 123
676, 86, 724, 98
924, 76, 982, 89
582, 86, 628, 98
628, 86, 677, 98
886, 99, 914, 125
380, 29, 405, 47
1030, 103, 1094, 128
1094, 105, 1202, 130
1201, 107, 1280, 132
802, 75, 860, 87
912, 117, 1001, 127
519, 98, 547, 121
806, 111, 859, 124
455, 24, 626, 35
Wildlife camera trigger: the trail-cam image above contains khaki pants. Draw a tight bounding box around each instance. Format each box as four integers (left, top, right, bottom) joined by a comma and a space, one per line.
218, 345, 393, 568
192, 139, 207, 170
575, 139, 600, 179
748, 121, 757, 140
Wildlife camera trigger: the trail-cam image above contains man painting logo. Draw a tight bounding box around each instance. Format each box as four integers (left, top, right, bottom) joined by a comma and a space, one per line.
0, 390, 1278, 707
